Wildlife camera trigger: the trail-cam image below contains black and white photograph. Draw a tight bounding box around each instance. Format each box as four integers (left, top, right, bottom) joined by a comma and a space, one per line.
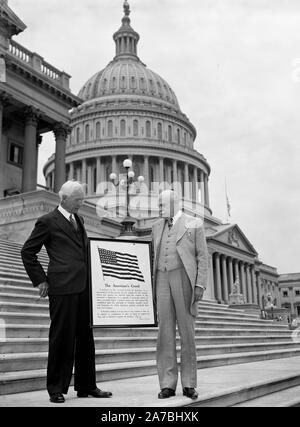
0, 0, 300, 412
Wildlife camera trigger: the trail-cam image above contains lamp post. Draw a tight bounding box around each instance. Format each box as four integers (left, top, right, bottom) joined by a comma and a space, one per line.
110, 158, 144, 236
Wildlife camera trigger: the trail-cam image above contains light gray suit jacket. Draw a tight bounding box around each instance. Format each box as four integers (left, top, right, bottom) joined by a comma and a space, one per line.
152, 212, 209, 317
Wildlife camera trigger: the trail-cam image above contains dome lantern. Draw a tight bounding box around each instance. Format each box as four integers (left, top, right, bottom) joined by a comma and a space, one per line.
113, 1, 140, 60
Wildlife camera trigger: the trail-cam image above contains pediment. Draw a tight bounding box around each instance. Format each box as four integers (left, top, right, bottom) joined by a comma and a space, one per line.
207, 224, 258, 255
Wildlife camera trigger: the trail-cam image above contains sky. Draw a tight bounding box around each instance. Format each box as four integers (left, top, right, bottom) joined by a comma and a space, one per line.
9, 0, 300, 274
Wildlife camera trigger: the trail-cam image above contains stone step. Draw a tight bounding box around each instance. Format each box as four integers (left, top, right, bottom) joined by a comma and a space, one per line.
0, 255, 48, 267
1, 350, 300, 396
0, 278, 33, 288
0, 301, 273, 326
0, 269, 31, 281
0, 247, 48, 262
2, 342, 300, 373
0, 334, 295, 353
0, 311, 286, 330
0, 284, 38, 295
2, 324, 292, 339
1, 357, 300, 406
233, 385, 300, 407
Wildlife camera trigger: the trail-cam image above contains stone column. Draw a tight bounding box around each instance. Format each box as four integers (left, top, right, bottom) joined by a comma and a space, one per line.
36, 134, 43, 183
53, 123, 70, 193
69, 162, 74, 181
214, 253, 222, 302
256, 271, 262, 308
239, 262, 247, 302
228, 257, 234, 295
221, 255, 229, 303
112, 155, 117, 177
144, 156, 149, 186
245, 264, 253, 304
96, 157, 102, 192
159, 157, 164, 184
22, 107, 40, 193
172, 159, 179, 195
251, 266, 258, 305
234, 259, 239, 283
193, 166, 198, 203
87, 163, 93, 195
199, 171, 205, 205
0, 92, 7, 151
184, 163, 189, 199
206, 249, 216, 301
82, 159, 87, 191
204, 174, 210, 207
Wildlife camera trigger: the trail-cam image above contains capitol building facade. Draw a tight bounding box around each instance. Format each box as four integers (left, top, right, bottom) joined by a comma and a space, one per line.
39, 2, 281, 307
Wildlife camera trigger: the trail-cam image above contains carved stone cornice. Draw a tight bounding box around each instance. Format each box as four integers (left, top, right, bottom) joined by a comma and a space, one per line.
53, 122, 71, 140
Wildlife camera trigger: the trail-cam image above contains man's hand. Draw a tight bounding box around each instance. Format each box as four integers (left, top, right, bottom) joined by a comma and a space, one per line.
38, 282, 49, 298
194, 286, 204, 302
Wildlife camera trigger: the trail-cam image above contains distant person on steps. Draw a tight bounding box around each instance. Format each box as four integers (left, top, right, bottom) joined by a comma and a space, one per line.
21, 181, 112, 404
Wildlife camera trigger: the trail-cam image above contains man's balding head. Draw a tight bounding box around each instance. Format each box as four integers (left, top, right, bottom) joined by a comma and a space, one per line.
159, 190, 180, 218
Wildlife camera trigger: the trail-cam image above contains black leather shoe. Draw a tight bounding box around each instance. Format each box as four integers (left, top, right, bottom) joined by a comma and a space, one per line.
49, 393, 65, 403
183, 387, 198, 400
77, 387, 112, 398
158, 388, 176, 399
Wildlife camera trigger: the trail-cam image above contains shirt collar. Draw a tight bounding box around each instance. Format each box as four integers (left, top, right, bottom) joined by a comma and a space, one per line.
58, 205, 74, 221
173, 210, 183, 225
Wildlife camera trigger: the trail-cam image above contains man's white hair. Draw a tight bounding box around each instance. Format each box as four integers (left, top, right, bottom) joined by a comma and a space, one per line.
58, 181, 85, 200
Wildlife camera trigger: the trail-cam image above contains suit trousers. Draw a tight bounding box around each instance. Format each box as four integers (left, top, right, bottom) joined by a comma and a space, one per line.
47, 284, 96, 395
156, 268, 197, 390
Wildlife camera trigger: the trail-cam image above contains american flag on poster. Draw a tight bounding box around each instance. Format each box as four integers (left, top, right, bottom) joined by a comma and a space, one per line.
98, 248, 145, 283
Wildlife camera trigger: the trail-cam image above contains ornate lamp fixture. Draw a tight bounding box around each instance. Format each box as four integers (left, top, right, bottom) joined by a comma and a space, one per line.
110, 158, 144, 236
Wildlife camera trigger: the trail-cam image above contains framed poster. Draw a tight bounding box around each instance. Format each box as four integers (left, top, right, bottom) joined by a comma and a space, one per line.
89, 238, 157, 328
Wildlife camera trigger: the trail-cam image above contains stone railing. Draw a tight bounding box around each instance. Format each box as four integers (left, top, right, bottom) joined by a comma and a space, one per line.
8, 40, 70, 91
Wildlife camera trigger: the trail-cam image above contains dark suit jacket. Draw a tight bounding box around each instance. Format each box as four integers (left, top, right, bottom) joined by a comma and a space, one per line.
21, 208, 88, 296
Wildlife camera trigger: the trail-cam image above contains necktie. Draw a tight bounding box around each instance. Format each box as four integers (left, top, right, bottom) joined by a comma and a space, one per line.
69, 215, 78, 232
167, 217, 173, 230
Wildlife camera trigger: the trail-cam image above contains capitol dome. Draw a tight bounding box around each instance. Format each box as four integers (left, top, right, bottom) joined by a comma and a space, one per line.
44, 1, 212, 220
78, 59, 180, 110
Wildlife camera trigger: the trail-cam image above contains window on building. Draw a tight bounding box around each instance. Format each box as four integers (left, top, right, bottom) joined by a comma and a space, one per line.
120, 119, 126, 137
296, 290, 300, 296
168, 125, 172, 142
108, 120, 113, 137
177, 128, 180, 144
157, 123, 162, 140
76, 127, 80, 144
133, 119, 139, 137
96, 122, 101, 139
85, 124, 90, 141
283, 291, 288, 297
146, 121, 151, 138
8, 142, 23, 166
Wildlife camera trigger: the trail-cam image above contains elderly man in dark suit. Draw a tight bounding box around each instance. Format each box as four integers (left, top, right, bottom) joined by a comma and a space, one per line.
21, 181, 112, 403
152, 190, 208, 400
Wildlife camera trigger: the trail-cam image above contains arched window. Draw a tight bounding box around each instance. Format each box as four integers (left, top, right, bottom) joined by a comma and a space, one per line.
133, 119, 139, 137
146, 121, 151, 138
96, 122, 101, 140
157, 123, 162, 140
120, 119, 126, 137
120, 76, 127, 90
177, 129, 180, 144
108, 120, 113, 137
184, 132, 187, 145
76, 127, 80, 144
168, 125, 172, 142
85, 124, 90, 142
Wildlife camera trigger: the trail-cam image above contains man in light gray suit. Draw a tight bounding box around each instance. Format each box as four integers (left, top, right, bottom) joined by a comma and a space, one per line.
152, 190, 208, 400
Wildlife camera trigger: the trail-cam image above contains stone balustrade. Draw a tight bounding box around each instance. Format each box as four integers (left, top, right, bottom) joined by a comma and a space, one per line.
8, 40, 70, 90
